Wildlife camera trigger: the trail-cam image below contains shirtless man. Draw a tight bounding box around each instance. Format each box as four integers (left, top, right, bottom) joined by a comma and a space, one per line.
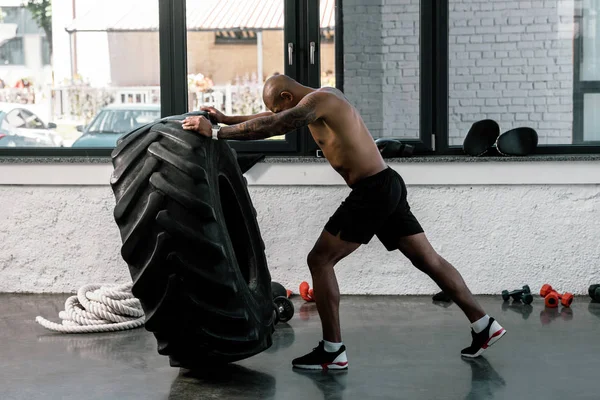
182, 74, 506, 370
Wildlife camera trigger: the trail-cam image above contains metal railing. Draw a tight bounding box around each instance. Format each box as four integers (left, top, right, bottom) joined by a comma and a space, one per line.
0, 82, 267, 126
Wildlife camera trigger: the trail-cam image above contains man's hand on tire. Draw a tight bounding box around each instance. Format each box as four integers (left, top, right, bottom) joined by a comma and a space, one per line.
201, 106, 228, 124
182, 115, 212, 137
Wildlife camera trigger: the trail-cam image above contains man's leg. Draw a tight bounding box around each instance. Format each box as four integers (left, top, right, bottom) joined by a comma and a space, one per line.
292, 230, 360, 370
396, 232, 484, 322
396, 232, 506, 357
307, 230, 361, 342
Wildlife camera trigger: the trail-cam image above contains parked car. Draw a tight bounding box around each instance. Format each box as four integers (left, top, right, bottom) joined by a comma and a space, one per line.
71, 104, 161, 148
0, 103, 62, 148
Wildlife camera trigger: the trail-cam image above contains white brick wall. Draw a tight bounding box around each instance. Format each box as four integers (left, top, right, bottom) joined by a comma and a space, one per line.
343, 0, 385, 138
344, 0, 578, 144
343, 0, 420, 139
450, 0, 577, 145
382, 0, 420, 139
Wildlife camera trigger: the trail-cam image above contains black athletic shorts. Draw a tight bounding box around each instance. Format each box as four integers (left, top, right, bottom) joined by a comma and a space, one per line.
324, 167, 424, 251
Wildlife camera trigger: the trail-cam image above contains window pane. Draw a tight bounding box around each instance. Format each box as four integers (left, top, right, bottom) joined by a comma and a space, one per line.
584, 93, 600, 141
0, 38, 24, 65
344, 0, 420, 139
320, 0, 336, 89
581, 0, 600, 80
0, 1, 161, 150
186, 0, 284, 140
449, 0, 576, 146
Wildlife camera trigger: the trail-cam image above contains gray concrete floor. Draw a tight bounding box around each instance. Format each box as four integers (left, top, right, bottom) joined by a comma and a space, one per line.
1, 294, 599, 400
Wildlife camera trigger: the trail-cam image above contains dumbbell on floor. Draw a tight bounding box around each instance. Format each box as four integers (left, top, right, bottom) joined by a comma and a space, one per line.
540, 284, 574, 308
273, 296, 294, 324
501, 285, 533, 304
589, 284, 600, 302
271, 281, 292, 299
271, 282, 295, 324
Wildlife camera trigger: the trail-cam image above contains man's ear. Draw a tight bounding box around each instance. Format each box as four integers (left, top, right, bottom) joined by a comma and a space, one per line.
280, 91, 293, 102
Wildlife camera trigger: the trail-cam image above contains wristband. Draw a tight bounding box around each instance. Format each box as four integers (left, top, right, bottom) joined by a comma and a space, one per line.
212, 126, 220, 140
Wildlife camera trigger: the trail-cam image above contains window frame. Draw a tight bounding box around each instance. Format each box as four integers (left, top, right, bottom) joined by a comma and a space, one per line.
573, 3, 600, 145
3, 0, 600, 158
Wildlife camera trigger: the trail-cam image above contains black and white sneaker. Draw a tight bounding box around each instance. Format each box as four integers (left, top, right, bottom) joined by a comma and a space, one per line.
461, 317, 506, 358
292, 341, 349, 370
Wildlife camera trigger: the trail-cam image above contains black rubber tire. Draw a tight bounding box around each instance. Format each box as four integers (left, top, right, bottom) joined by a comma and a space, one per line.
109, 114, 275, 368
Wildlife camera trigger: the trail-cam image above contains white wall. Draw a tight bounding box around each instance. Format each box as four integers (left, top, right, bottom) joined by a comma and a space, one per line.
1, 164, 599, 294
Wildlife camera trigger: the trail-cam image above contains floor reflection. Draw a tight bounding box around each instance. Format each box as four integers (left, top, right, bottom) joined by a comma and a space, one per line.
169, 364, 277, 400
501, 300, 533, 320
293, 369, 348, 400
539, 307, 574, 325
588, 300, 600, 319
264, 323, 295, 353
37, 328, 153, 370
299, 302, 318, 321
462, 357, 506, 400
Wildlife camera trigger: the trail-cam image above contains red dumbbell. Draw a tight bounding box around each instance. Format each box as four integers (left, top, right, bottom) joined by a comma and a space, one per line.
299, 281, 315, 302
540, 284, 574, 308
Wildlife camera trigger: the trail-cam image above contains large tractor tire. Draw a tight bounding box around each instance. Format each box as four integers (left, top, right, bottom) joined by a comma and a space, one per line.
109, 112, 275, 368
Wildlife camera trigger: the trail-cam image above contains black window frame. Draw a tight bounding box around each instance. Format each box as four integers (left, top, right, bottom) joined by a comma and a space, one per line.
3, 0, 600, 158
573, 3, 600, 145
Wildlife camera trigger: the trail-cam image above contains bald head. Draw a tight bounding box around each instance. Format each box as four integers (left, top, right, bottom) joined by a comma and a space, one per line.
262, 74, 307, 113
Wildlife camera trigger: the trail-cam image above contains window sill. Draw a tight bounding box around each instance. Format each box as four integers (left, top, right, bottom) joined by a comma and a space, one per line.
261, 154, 600, 163
1, 153, 600, 165
0, 154, 599, 186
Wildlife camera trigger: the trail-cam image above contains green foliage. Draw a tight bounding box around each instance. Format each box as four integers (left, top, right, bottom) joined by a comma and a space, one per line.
23, 0, 52, 55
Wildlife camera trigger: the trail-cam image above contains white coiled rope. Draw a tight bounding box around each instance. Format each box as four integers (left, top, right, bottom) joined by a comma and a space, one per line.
35, 283, 145, 333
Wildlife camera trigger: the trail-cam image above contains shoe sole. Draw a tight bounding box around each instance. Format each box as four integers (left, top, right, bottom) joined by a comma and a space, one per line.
461, 328, 507, 358
292, 362, 349, 371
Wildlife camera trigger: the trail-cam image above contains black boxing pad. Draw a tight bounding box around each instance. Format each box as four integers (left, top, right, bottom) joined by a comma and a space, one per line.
375, 138, 414, 158
496, 127, 538, 156
463, 119, 500, 156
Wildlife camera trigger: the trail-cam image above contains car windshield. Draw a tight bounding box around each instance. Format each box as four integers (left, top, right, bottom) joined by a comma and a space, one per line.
87, 109, 160, 134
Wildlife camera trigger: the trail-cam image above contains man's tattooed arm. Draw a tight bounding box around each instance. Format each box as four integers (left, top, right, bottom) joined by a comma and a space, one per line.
218, 94, 322, 140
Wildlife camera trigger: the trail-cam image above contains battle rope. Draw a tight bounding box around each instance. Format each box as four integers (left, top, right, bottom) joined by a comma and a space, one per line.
35, 283, 145, 333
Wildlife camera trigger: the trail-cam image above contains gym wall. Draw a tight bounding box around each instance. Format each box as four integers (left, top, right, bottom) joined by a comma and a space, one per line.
1, 182, 598, 294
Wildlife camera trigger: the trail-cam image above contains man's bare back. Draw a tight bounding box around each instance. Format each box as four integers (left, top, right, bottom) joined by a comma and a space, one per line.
305, 87, 387, 185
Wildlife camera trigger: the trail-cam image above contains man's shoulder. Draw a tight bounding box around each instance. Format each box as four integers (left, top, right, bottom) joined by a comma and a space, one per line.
305, 87, 346, 106
316, 86, 342, 96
